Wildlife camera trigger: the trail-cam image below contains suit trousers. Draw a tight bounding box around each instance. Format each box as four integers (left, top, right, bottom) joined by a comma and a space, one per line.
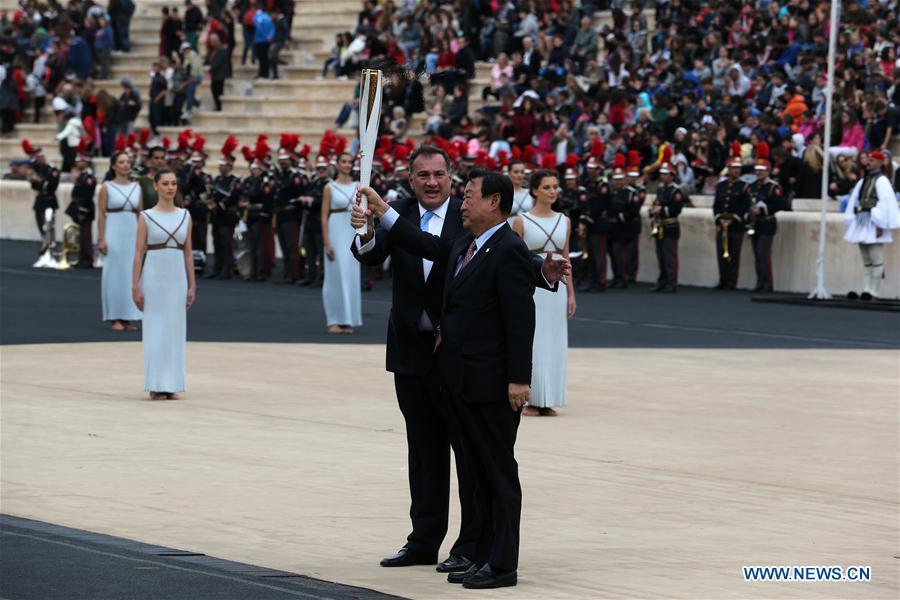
449, 388, 523, 571
394, 361, 479, 560
715, 228, 744, 289
751, 233, 774, 291
654, 236, 678, 288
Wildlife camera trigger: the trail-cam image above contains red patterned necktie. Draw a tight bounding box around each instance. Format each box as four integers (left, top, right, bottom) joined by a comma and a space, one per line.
435, 239, 478, 352
455, 238, 478, 277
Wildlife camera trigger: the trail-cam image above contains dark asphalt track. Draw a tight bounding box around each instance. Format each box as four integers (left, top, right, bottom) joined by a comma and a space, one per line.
0, 515, 404, 600
1, 240, 897, 349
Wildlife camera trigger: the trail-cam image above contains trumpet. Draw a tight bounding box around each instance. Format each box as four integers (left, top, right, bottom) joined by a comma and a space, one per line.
720, 219, 731, 260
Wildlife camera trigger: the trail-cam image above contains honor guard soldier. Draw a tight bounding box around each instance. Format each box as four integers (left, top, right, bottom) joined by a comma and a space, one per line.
608, 161, 641, 289
240, 159, 275, 281
273, 145, 305, 284
747, 156, 787, 292
299, 155, 329, 286
649, 163, 684, 292
23, 140, 60, 244
579, 157, 612, 291
624, 150, 645, 283
183, 142, 212, 260
65, 143, 97, 267
713, 152, 752, 290
206, 137, 241, 279
555, 167, 589, 285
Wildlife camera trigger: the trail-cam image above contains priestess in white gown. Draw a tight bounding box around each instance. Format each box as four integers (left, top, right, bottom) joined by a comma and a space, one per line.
132, 169, 196, 400
512, 169, 577, 416
98, 151, 143, 329
321, 153, 362, 333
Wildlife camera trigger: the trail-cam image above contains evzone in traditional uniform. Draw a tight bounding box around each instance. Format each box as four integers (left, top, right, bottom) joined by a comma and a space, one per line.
747, 148, 788, 293
23, 140, 60, 247
273, 135, 305, 284
713, 148, 751, 290
842, 150, 900, 300
65, 142, 97, 267
649, 162, 684, 292
206, 136, 241, 279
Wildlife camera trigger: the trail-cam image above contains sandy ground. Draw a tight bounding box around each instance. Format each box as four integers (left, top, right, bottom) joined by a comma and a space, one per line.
1, 342, 898, 599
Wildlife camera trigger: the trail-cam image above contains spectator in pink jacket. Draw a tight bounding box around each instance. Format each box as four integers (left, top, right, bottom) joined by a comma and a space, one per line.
828, 109, 866, 160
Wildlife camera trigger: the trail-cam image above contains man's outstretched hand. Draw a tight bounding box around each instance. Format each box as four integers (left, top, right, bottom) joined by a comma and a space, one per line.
541, 251, 572, 285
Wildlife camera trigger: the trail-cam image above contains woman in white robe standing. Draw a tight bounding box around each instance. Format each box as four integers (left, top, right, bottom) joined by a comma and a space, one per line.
321, 152, 362, 333
98, 150, 142, 330
132, 168, 196, 400
513, 169, 577, 416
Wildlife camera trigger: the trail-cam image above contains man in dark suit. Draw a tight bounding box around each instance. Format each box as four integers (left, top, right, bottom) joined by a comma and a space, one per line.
355, 169, 565, 589
351, 148, 567, 577
351, 146, 478, 573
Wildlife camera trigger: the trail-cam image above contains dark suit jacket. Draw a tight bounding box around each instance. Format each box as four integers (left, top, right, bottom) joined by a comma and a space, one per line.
387, 217, 536, 404
351, 197, 463, 375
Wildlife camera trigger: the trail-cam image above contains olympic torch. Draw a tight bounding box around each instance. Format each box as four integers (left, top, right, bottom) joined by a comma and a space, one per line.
356, 68, 383, 235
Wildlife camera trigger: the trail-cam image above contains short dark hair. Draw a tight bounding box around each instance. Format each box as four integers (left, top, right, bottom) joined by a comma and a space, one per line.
529, 169, 558, 193
508, 159, 526, 170
468, 168, 513, 214
154, 167, 177, 183
148, 146, 165, 158
409, 145, 452, 172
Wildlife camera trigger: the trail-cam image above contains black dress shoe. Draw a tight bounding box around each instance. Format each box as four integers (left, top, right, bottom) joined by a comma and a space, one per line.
379, 547, 436, 567
846, 291, 859, 300
436, 554, 473, 573
860, 292, 873, 301
447, 563, 480, 584
462, 564, 517, 589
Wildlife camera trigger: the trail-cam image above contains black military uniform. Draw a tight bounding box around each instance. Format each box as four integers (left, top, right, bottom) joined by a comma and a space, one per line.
578, 177, 612, 291
624, 180, 646, 283
65, 168, 97, 267
182, 164, 212, 257
608, 181, 640, 288
301, 172, 327, 286
650, 181, 685, 291
273, 164, 305, 283
30, 160, 60, 236
747, 173, 787, 292
713, 177, 752, 290
554, 181, 588, 286
241, 169, 275, 281
208, 170, 241, 278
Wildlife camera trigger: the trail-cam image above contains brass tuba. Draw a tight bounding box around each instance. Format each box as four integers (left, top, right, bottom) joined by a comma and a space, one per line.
57, 223, 81, 269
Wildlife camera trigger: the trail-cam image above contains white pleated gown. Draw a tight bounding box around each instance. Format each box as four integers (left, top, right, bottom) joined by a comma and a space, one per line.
521, 212, 569, 408
101, 181, 143, 321
322, 180, 362, 327
141, 208, 189, 393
